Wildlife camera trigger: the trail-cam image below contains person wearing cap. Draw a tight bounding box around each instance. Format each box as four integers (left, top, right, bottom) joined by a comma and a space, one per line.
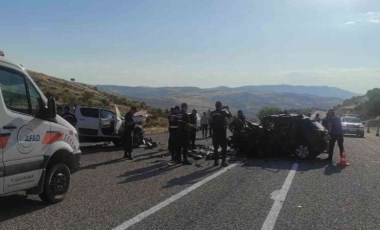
201, 112, 209, 138
62, 105, 77, 127
175, 103, 192, 165
326, 109, 345, 162
189, 109, 198, 150
314, 113, 321, 123
57, 106, 64, 116
168, 106, 180, 161
124, 106, 137, 160
210, 101, 232, 167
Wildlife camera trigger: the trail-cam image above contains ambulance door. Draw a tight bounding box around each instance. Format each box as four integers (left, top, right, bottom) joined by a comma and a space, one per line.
0, 68, 48, 193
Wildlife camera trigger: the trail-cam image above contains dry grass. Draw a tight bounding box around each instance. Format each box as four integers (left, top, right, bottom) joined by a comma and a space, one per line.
28, 70, 168, 129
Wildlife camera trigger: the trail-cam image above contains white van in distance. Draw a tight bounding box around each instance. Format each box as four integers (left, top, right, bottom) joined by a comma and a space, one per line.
75, 105, 124, 145
0, 54, 81, 203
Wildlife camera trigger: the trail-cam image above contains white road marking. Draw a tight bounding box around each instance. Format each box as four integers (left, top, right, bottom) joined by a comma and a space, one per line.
113, 163, 238, 230
261, 162, 299, 230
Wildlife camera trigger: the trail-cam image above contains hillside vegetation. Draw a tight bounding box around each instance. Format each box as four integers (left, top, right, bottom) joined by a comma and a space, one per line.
28, 70, 168, 127
28, 70, 146, 110
334, 88, 380, 126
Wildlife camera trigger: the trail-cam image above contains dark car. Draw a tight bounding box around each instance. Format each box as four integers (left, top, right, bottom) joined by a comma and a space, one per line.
232, 114, 329, 159
257, 114, 329, 158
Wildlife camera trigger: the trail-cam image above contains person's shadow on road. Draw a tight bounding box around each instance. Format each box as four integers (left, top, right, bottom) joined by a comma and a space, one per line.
162, 166, 219, 189
118, 162, 182, 184
324, 162, 346, 175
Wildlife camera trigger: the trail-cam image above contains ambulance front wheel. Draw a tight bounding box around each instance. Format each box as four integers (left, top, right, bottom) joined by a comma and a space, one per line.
39, 163, 71, 204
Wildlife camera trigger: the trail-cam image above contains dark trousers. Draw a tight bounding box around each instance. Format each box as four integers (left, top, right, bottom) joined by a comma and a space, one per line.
201, 125, 208, 138
124, 130, 133, 154
176, 132, 189, 162
168, 129, 178, 158
212, 130, 227, 163
328, 134, 344, 157
189, 130, 196, 150
231, 133, 244, 155
209, 128, 213, 137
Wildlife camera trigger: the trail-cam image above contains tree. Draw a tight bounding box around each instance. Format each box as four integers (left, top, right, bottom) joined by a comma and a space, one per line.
70, 78, 75, 82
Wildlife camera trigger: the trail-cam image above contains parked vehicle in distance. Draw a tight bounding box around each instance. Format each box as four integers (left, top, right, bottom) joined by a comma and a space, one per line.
341, 115, 365, 138
0, 55, 81, 203
75, 105, 148, 146
75, 105, 124, 145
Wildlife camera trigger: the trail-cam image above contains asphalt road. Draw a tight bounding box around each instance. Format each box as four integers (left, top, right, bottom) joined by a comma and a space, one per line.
1, 130, 380, 230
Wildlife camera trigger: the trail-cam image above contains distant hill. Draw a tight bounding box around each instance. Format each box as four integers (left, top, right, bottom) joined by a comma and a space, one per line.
97, 85, 355, 116
97, 85, 357, 99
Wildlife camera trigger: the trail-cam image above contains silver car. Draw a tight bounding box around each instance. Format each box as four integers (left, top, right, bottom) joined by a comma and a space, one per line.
341, 116, 365, 138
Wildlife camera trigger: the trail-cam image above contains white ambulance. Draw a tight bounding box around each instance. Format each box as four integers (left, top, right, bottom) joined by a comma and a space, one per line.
0, 53, 81, 203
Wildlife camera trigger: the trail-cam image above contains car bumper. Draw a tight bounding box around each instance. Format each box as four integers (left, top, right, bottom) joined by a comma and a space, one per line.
342, 128, 364, 135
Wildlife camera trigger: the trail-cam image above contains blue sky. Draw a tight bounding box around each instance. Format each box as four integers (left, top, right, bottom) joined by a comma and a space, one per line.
1, 0, 380, 94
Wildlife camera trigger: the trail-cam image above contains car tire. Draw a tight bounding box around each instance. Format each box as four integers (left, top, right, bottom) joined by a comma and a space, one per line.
295, 144, 313, 159
39, 163, 71, 204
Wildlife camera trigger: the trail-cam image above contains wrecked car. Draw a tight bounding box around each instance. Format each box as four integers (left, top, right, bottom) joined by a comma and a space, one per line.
230, 114, 329, 159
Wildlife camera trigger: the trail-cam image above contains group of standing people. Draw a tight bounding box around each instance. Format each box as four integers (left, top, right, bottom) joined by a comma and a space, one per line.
168, 101, 232, 166
168, 103, 195, 165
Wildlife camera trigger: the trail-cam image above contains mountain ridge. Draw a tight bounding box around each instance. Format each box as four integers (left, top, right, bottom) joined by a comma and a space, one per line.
97, 84, 357, 116
97, 84, 358, 99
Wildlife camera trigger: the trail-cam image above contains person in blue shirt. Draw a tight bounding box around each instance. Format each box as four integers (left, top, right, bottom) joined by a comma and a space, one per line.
326, 109, 345, 162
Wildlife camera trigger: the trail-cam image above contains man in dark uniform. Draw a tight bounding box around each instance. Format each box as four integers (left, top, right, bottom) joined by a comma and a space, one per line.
168, 106, 180, 161
62, 106, 77, 127
176, 103, 192, 165
189, 109, 198, 150
326, 109, 346, 163
210, 101, 232, 167
229, 110, 247, 155
124, 106, 137, 160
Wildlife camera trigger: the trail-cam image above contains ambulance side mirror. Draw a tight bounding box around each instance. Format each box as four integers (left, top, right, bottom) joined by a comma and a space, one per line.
47, 97, 57, 119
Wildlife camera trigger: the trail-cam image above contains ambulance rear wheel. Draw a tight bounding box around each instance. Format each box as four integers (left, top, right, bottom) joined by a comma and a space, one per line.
39, 163, 71, 204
